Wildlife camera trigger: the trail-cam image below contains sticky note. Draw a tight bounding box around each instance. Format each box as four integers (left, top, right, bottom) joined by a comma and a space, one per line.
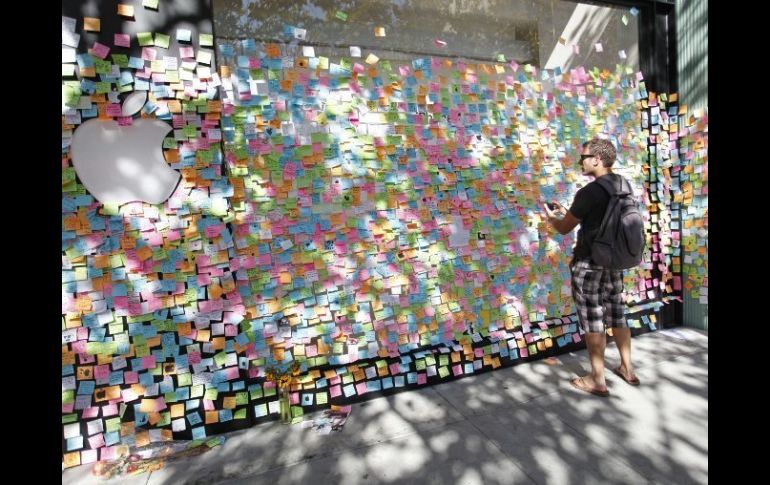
199, 33, 214, 46
117, 4, 134, 16
83, 17, 100, 32
114, 33, 130, 47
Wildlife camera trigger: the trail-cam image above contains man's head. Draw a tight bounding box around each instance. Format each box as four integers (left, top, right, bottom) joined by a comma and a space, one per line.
580, 138, 616, 176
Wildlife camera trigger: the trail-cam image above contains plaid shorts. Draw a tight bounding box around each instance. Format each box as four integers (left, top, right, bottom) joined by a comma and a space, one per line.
570, 259, 627, 333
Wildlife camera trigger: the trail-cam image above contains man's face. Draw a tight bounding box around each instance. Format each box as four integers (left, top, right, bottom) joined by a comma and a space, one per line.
579, 149, 596, 175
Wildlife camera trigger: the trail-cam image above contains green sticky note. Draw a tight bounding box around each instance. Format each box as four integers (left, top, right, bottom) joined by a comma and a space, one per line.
105, 417, 121, 433
111, 54, 129, 67
335, 10, 348, 21
176, 372, 192, 387
204, 388, 219, 400
234, 408, 247, 420
235, 392, 248, 405
137, 32, 154, 46
157, 412, 171, 427
213, 351, 227, 367
191, 385, 204, 398
249, 386, 263, 400
62, 414, 78, 424
62, 84, 81, 107
316, 392, 328, 405
62, 390, 74, 404
62, 64, 76, 77
154, 33, 170, 49
143, 0, 159, 9
199, 33, 213, 46
183, 125, 197, 138
101, 202, 120, 215
438, 366, 450, 378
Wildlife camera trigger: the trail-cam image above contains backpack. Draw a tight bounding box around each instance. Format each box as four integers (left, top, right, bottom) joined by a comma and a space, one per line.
591, 175, 646, 270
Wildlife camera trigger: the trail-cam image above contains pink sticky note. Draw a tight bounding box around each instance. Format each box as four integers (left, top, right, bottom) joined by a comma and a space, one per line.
180, 46, 195, 58
329, 385, 342, 397
355, 382, 368, 395
142, 47, 158, 61
114, 33, 130, 47
91, 42, 110, 59
141, 355, 156, 369
99, 446, 117, 461
417, 373, 427, 385
81, 407, 100, 418
81, 449, 98, 464
88, 433, 106, 449
102, 404, 118, 417
105, 103, 122, 117
572, 333, 582, 343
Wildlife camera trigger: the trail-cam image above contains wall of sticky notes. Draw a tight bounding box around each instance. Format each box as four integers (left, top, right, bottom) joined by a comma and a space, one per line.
61, 0, 705, 469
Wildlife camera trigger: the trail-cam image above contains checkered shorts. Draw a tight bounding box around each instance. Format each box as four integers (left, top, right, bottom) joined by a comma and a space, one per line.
570, 259, 627, 333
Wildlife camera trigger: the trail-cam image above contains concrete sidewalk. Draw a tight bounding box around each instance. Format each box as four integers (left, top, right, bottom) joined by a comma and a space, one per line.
62, 327, 708, 485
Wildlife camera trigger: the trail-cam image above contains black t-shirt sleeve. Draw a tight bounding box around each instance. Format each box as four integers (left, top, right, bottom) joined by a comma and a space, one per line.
569, 185, 597, 220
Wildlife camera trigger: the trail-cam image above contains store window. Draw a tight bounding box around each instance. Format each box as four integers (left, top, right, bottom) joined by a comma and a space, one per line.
212, 0, 639, 72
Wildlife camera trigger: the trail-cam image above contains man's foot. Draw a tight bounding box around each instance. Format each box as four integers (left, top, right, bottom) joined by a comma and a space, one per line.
612, 366, 641, 386
570, 376, 610, 397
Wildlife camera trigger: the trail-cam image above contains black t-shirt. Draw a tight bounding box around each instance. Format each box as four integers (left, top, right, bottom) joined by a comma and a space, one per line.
568, 174, 622, 261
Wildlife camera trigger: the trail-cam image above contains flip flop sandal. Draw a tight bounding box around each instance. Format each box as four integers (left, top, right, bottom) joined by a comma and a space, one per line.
570, 377, 610, 397
612, 367, 641, 386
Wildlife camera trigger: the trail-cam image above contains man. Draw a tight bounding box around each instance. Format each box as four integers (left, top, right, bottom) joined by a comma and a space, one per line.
543, 138, 640, 397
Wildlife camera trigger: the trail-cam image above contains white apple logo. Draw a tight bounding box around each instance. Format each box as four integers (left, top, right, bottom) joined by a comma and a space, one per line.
70, 91, 180, 205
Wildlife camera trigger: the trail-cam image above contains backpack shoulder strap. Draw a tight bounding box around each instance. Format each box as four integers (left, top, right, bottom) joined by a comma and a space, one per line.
596, 175, 632, 197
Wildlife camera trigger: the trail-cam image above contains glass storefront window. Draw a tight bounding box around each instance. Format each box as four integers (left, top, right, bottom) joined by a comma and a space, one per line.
212, 0, 639, 72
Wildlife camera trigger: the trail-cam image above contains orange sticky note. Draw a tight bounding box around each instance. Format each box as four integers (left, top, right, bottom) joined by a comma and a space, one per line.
265, 43, 281, 58
117, 4, 134, 16
83, 17, 101, 32
136, 245, 153, 261
374, 26, 386, 37
170, 404, 184, 418
63, 452, 81, 468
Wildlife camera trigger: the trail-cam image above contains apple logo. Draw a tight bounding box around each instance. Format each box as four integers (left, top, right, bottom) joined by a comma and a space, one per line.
70, 91, 180, 205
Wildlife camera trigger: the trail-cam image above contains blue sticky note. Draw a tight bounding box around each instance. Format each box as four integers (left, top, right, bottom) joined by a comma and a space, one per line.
66, 436, 84, 451
191, 426, 207, 440
253, 403, 267, 417
187, 412, 202, 426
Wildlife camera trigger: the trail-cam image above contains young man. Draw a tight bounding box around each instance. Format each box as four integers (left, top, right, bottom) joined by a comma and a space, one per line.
543, 138, 640, 397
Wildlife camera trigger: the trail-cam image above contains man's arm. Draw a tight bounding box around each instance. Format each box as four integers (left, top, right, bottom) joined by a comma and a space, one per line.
543, 202, 580, 235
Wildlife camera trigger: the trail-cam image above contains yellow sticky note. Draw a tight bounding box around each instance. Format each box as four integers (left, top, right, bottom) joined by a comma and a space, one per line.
199, 33, 214, 46
365, 53, 379, 64
143, 0, 159, 9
